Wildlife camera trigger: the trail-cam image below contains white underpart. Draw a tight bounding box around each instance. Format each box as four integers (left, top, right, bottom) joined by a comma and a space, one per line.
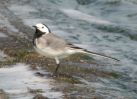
35, 23, 50, 33
34, 43, 80, 61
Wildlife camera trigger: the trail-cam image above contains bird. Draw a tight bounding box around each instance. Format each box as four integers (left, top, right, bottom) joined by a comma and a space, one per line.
33, 23, 119, 75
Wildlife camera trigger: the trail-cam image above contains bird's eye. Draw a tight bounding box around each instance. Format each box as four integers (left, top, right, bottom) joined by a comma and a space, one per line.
42, 27, 44, 28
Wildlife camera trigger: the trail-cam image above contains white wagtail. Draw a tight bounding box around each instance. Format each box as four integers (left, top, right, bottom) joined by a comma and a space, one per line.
33, 23, 119, 74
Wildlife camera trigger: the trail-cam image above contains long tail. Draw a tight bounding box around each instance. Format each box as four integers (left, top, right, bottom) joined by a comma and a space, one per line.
82, 49, 120, 61
68, 43, 119, 61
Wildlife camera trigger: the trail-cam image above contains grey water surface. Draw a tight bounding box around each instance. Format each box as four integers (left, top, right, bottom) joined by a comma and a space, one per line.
0, 0, 137, 99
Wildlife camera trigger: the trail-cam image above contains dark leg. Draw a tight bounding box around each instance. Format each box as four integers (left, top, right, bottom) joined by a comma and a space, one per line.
53, 57, 60, 76
54, 63, 60, 74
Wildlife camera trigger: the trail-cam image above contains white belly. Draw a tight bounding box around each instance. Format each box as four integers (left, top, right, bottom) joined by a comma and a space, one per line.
34, 46, 75, 59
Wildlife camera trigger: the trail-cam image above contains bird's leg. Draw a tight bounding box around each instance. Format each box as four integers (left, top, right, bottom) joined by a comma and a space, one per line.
54, 64, 60, 74
53, 57, 60, 75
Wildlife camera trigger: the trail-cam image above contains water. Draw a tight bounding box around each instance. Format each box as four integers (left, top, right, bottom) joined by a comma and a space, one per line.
0, 63, 63, 99
1, 0, 137, 98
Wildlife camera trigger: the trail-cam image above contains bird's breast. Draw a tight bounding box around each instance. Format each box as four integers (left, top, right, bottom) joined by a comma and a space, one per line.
34, 46, 66, 58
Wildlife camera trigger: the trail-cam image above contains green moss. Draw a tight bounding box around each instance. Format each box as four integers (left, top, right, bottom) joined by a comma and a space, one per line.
43, 61, 121, 80
54, 74, 81, 84
67, 53, 94, 61
0, 57, 16, 67
0, 48, 38, 67
33, 94, 48, 99
106, 71, 121, 78
4, 49, 29, 59
28, 87, 44, 94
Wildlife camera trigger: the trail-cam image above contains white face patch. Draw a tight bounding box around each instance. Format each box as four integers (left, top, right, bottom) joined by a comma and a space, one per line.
35, 23, 50, 34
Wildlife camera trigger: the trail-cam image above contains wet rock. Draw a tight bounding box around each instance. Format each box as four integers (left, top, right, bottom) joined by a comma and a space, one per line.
0, 89, 8, 99
33, 94, 49, 99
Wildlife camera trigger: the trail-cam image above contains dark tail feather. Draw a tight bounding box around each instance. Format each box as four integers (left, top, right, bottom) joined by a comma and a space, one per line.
84, 50, 120, 61
68, 43, 119, 61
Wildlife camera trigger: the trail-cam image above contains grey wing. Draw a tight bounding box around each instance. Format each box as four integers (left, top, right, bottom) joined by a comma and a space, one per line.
46, 34, 84, 50
45, 33, 68, 50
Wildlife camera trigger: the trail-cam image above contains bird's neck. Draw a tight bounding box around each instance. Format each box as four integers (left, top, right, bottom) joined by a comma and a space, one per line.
33, 29, 45, 45
35, 29, 45, 38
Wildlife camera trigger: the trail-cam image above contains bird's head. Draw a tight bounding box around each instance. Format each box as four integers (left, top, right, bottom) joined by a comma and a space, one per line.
33, 23, 51, 34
